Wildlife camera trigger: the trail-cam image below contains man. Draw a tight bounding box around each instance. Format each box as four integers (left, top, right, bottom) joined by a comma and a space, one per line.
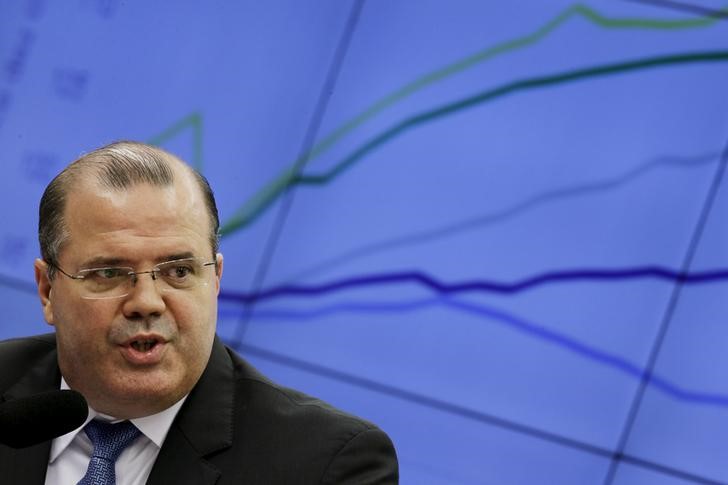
0, 141, 398, 484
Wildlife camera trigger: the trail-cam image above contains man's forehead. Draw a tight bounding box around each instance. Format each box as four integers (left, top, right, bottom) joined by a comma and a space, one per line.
60, 177, 212, 253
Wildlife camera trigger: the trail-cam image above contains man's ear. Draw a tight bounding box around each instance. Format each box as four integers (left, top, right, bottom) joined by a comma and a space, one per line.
214, 253, 223, 295
34, 258, 55, 326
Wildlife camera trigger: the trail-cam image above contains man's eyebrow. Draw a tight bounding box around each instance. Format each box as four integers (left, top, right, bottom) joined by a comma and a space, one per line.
78, 252, 197, 269
159, 252, 196, 263
79, 257, 129, 268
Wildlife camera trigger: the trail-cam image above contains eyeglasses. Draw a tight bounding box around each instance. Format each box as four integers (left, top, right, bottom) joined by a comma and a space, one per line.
50, 257, 217, 300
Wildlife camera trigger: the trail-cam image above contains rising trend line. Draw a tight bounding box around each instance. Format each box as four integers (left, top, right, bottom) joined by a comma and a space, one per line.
219, 0, 727, 236
146, 111, 204, 171
220, 50, 728, 235
219, 265, 728, 304
302, 2, 724, 168
287, 151, 718, 282
220, 295, 728, 407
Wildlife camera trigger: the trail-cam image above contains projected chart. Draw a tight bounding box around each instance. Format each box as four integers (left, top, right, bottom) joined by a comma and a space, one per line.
1, 1, 728, 483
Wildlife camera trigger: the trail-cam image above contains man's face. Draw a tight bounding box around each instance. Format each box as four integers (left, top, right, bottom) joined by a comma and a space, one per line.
34, 169, 222, 419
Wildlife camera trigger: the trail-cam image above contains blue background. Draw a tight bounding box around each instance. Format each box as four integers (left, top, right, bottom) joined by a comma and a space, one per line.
2, 0, 728, 483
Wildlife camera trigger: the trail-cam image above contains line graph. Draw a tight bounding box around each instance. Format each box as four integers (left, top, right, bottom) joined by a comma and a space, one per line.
224, 293, 728, 407
4, 1, 728, 483
228, 20, 728, 476
220, 51, 728, 235
10, 254, 728, 408
286, 151, 719, 281
4, 249, 727, 481
303, 1, 725, 171
217, 1, 727, 234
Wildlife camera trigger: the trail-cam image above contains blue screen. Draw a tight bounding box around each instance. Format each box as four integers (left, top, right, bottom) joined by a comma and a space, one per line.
1, 0, 728, 483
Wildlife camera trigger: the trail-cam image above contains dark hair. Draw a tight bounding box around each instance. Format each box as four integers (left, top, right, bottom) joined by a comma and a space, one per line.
39, 141, 220, 277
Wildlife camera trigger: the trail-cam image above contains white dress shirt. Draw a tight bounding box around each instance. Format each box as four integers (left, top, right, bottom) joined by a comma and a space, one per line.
44, 378, 187, 485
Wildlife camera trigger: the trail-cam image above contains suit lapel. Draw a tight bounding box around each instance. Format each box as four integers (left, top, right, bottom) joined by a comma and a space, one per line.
146, 337, 234, 485
0, 336, 237, 485
0, 339, 60, 484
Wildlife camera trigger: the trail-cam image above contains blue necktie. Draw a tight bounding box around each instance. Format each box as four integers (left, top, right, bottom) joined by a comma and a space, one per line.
77, 420, 141, 485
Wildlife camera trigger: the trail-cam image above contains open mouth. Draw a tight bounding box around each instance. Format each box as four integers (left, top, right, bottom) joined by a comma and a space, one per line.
130, 339, 159, 352
120, 335, 166, 365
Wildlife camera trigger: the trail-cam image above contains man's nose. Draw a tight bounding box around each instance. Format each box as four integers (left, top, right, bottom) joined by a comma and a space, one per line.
122, 271, 166, 318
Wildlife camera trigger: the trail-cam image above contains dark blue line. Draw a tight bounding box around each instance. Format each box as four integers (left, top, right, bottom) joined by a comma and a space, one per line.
219, 265, 728, 304
220, 295, 728, 408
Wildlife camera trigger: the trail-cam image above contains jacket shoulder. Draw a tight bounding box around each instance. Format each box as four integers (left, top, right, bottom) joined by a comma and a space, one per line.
0, 333, 56, 392
222, 346, 398, 483
227, 346, 372, 430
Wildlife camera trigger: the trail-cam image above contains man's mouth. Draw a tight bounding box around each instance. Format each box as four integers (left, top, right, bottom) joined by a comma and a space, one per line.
129, 338, 159, 352
119, 335, 167, 365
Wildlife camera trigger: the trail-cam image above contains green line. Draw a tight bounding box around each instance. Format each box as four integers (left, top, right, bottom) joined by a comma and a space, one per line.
220, 3, 726, 236
219, 50, 728, 235
147, 111, 204, 171
304, 3, 723, 166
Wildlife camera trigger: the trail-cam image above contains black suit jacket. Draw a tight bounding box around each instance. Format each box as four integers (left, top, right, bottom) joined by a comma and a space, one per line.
0, 334, 398, 484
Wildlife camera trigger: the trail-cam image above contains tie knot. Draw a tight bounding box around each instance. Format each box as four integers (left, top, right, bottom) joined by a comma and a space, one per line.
84, 420, 141, 462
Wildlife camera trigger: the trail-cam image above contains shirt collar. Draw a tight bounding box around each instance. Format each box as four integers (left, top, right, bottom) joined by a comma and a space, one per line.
49, 378, 187, 463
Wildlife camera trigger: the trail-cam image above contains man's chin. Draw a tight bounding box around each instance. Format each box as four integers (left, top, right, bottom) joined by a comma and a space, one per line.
90, 379, 185, 418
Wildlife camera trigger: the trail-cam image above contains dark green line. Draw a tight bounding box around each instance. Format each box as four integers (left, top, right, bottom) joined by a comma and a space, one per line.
219, 2, 726, 235
302, 51, 728, 183
300, 2, 725, 177
219, 50, 728, 235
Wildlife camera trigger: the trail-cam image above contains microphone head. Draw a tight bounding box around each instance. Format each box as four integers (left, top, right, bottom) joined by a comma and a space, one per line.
0, 389, 88, 448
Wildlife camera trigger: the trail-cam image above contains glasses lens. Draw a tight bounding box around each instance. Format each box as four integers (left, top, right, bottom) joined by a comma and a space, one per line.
78, 267, 132, 299
156, 258, 210, 291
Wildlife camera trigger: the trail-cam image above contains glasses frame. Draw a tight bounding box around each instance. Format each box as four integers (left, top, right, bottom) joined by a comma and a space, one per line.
49, 257, 217, 300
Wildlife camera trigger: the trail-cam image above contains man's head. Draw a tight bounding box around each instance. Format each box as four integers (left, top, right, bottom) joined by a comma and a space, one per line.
39, 141, 220, 274
34, 141, 223, 419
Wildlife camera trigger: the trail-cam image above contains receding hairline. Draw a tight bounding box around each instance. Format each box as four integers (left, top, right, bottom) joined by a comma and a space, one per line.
65, 141, 186, 187
65, 146, 214, 235
39, 141, 220, 270
71, 156, 206, 208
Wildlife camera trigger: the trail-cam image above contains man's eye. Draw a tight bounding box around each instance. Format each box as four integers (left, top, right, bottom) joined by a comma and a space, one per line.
165, 265, 193, 279
92, 268, 125, 279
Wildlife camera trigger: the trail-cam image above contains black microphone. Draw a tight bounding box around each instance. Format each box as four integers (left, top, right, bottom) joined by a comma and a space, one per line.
0, 390, 88, 448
